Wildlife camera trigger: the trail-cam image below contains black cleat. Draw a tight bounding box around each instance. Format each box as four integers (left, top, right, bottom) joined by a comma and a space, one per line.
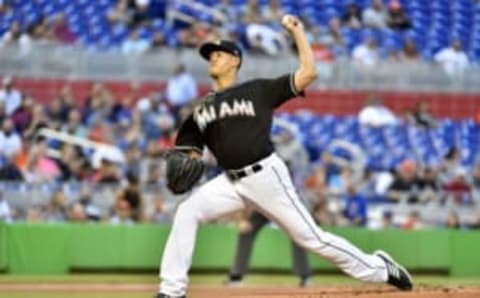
375, 250, 413, 291
155, 294, 186, 298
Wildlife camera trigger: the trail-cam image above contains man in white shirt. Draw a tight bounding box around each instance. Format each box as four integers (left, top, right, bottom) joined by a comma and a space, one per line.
0, 119, 22, 158
0, 76, 22, 115
434, 40, 469, 78
165, 63, 198, 111
352, 38, 379, 68
121, 29, 149, 55
358, 96, 397, 127
362, 0, 387, 29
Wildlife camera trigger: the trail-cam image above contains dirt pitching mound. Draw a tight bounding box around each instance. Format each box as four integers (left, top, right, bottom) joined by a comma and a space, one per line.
0, 283, 479, 297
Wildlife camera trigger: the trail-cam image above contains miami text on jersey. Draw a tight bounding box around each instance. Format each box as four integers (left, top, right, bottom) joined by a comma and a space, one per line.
193, 99, 256, 130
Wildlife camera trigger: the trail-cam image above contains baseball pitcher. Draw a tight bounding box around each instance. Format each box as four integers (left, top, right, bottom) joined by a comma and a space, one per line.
157, 15, 412, 298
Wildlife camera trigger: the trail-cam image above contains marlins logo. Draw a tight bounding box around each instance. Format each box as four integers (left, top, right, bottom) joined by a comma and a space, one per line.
194, 99, 256, 131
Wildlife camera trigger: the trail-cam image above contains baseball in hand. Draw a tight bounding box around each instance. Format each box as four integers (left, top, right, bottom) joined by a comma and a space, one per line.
281, 14, 301, 31
282, 14, 297, 27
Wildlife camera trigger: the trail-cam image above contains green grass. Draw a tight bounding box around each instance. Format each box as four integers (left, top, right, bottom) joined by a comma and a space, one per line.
0, 273, 480, 298
1, 273, 480, 286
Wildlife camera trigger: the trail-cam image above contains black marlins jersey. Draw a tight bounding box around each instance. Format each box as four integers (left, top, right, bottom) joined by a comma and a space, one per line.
175, 73, 303, 170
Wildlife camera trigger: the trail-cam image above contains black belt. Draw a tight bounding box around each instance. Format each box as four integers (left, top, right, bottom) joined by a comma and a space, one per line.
226, 164, 263, 181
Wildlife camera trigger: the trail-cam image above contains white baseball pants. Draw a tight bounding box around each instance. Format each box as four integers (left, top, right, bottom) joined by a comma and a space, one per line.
159, 153, 387, 297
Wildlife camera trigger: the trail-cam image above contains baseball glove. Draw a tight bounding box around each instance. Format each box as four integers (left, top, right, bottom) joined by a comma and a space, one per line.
166, 150, 205, 194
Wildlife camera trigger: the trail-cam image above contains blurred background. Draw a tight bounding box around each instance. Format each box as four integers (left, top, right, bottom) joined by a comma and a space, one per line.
0, 0, 480, 278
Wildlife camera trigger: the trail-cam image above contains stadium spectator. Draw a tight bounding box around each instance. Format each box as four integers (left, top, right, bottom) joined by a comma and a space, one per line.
26, 206, 44, 222
0, 155, 23, 181
11, 95, 33, 133
317, 17, 346, 51
399, 39, 420, 62
443, 168, 471, 205
362, 0, 388, 29
0, 102, 4, 124
32, 15, 55, 42
445, 211, 460, 229
54, 144, 77, 181
0, 21, 22, 47
124, 144, 142, 178
273, 127, 309, 185
472, 163, 480, 203
150, 31, 166, 50
412, 102, 436, 128
401, 210, 424, 230
149, 192, 171, 224
131, 0, 152, 28
0, 192, 12, 223
469, 211, 480, 229
386, 0, 411, 30
358, 96, 397, 127
218, 0, 240, 23
94, 159, 121, 183
417, 167, 441, 203
177, 22, 218, 48
77, 187, 102, 221
387, 159, 420, 203
145, 163, 162, 189
62, 109, 88, 138
434, 40, 469, 78
0, 119, 22, 158
57, 85, 76, 118
122, 29, 149, 55
0, 1, 10, 14
352, 38, 380, 68
165, 64, 198, 115
88, 116, 113, 143
0, 76, 22, 116
312, 196, 336, 226
342, 3, 363, 29
47, 97, 66, 125
107, 0, 132, 25
262, 0, 284, 24
45, 190, 67, 222
52, 13, 76, 44
67, 203, 87, 222
116, 173, 144, 221
23, 103, 49, 140
242, 0, 264, 24
342, 184, 367, 226
82, 83, 109, 125
110, 198, 134, 225
380, 210, 395, 229
439, 147, 463, 185
23, 138, 60, 183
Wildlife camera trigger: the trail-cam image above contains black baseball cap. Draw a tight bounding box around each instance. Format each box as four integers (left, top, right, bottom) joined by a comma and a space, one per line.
199, 40, 242, 68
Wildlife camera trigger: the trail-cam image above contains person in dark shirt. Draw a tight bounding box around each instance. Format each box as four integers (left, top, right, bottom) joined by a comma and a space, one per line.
157, 15, 412, 298
387, 160, 420, 203
0, 156, 23, 181
412, 102, 436, 128
342, 3, 363, 29
417, 167, 440, 203
387, 0, 411, 30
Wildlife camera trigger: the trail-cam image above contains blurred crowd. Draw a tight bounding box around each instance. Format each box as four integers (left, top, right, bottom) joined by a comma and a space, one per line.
0, 70, 200, 225
0, 72, 479, 231
0, 0, 472, 78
